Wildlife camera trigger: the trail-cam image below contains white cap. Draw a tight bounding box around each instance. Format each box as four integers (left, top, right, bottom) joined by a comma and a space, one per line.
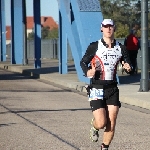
101, 19, 114, 27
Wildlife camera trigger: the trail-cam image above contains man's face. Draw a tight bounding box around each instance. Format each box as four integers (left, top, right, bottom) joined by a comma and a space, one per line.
101, 24, 115, 38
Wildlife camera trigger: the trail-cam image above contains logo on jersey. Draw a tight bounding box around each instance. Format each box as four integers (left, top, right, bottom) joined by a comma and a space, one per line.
104, 63, 109, 65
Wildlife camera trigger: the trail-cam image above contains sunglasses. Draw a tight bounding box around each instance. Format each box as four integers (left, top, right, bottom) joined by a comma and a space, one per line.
102, 24, 114, 28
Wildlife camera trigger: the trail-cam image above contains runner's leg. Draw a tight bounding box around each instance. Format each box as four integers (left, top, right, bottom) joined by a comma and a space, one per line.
90, 103, 107, 142
102, 105, 119, 145
92, 108, 107, 129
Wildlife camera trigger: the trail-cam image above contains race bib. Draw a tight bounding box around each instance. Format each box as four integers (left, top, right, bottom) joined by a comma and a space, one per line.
88, 88, 103, 101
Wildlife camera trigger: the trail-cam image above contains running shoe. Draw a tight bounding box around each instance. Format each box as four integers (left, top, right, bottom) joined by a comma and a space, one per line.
90, 118, 99, 142
101, 144, 109, 150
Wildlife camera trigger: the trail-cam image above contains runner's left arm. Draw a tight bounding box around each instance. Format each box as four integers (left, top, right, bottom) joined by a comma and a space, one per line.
120, 44, 133, 72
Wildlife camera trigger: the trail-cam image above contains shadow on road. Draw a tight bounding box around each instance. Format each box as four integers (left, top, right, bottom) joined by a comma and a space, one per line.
118, 73, 141, 85
0, 123, 16, 127
119, 72, 150, 85
0, 72, 34, 80
0, 108, 91, 115
0, 64, 76, 80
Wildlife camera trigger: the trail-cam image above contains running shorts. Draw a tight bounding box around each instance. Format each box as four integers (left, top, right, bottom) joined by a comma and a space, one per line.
90, 85, 121, 112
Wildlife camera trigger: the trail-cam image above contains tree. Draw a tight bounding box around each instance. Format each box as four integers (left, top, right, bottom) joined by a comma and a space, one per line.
48, 28, 58, 39
27, 26, 58, 40
114, 23, 129, 38
99, 0, 148, 38
28, 31, 34, 40
41, 26, 50, 39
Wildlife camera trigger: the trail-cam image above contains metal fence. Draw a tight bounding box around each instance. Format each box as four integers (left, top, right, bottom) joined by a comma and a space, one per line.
27, 39, 59, 59
6, 39, 73, 61
6, 38, 125, 61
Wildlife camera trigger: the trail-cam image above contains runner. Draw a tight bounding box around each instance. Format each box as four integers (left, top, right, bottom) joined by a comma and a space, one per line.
124, 29, 140, 74
80, 19, 132, 150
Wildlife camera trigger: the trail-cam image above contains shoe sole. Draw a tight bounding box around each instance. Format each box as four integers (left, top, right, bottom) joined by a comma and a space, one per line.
90, 119, 99, 143
90, 136, 98, 142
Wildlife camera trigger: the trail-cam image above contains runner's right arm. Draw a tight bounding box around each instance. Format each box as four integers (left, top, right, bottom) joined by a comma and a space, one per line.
80, 42, 98, 76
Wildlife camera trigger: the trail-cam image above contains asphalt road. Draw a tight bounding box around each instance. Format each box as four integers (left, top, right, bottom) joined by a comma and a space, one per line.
0, 68, 150, 150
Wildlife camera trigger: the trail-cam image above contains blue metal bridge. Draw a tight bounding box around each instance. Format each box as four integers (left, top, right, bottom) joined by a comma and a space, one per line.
0, 0, 103, 83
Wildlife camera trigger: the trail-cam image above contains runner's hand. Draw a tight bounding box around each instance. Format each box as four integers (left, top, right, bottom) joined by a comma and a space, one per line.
122, 62, 131, 72
87, 63, 96, 78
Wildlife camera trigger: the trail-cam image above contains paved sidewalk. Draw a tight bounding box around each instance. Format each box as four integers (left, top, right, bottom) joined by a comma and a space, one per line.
0, 60, 150, 110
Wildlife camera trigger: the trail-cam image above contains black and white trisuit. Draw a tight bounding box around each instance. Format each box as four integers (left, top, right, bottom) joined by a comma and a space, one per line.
80, 38, 132, 85
80, 38, 132, 110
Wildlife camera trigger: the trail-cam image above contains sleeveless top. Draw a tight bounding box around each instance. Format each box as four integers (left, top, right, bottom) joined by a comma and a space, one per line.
91, 39, 122, 80
80, 38, 131, 85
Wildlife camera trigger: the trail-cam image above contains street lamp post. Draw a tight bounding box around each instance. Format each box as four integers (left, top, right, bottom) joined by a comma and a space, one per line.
139, 0, 149, 92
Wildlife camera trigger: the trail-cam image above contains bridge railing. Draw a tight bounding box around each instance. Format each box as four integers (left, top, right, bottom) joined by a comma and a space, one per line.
6, 38, 150, 70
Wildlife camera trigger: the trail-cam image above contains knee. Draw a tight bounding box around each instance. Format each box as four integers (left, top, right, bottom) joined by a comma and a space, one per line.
105, 122, 116, 132
108, 125, 115, 132
95, 120, 107, 129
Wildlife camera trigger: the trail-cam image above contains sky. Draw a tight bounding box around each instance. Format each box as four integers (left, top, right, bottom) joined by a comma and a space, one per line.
5, 0, 59, 25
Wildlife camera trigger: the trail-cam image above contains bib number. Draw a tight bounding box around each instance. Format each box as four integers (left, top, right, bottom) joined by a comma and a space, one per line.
88, 88, 103, 101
